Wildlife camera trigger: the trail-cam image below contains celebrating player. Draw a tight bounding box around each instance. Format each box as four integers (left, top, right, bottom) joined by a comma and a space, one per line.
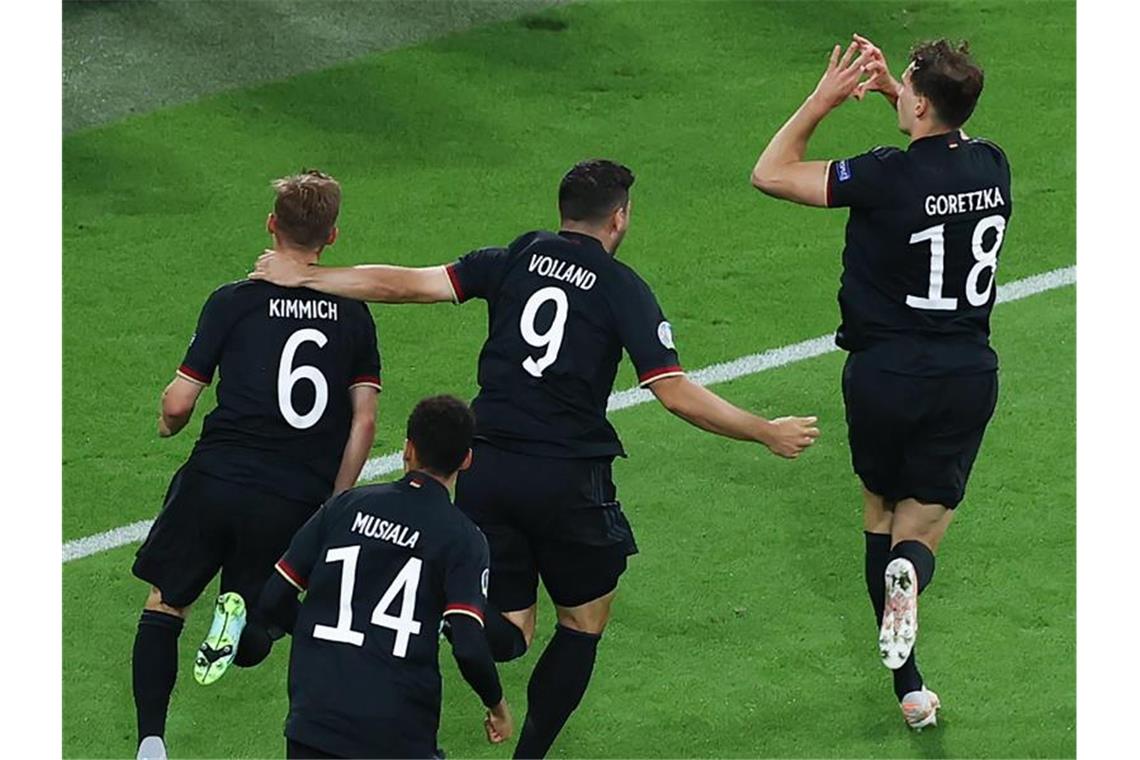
251, 159, 820, 757
130, 171, 381, 760
260, 395, 512, 759
749, 38, 1011, 728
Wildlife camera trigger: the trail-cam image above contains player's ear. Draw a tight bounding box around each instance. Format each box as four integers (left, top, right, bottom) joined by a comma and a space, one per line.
267, 214, 278, 237
326, 226, 338, 246
402, 439, 416, 471
457, 448, 473, 473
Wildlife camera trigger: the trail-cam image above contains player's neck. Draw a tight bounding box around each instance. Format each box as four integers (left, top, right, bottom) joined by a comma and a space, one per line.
406, 466, 458, 493
272, 238, 322, 265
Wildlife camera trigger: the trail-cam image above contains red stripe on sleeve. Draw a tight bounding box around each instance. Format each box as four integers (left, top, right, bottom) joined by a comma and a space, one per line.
276, 560, 307, 591
177, 364, 212, 384
445, 264, 466, 303
443, 603, 484, 623
638, 365, 684, 384
825, 161, 835, 208
350, 375, 381, 387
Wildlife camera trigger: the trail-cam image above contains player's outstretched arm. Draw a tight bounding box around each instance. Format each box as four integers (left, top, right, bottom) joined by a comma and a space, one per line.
250, 250, 455, 304
158, 376, 205, 437
332, 386, 379, 494
649, 375, 819, 459
750, 41, 871, 207
448, 616, 514, 744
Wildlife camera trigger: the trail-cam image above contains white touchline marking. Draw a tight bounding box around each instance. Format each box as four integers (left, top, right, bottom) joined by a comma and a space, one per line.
62, 265, 1075, 564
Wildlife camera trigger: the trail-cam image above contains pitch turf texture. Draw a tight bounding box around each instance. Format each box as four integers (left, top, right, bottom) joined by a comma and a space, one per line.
62, 1, 1075, 757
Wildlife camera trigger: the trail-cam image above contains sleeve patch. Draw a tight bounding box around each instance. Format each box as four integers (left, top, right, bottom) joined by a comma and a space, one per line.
657, 321, 675, 350
836, 159, 852, 182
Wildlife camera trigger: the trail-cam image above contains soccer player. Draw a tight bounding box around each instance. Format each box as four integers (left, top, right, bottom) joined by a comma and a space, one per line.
250, 159, 820, 757
260, 395, 512, 759
749, 38, 1011, 728
130, 171, 382, 760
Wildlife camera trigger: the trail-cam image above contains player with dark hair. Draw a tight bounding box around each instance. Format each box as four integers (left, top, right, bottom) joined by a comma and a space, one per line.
131, 171, 382, 760
251, 158, 820, 757
750, 38, 1010, 728
260, 395, 511, 759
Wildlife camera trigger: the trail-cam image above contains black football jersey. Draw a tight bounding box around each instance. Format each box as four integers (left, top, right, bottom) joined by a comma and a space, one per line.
178, 280, 381, 504
445, 230, 682, 458
275, 473, 490, 757
826, 130, 1013, 375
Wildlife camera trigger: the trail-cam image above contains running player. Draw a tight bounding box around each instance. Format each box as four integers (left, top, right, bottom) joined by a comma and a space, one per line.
749, 38, 1010, 728
131, 171, 381, 760
260, 395, 512, 759
251, 159, 820, 757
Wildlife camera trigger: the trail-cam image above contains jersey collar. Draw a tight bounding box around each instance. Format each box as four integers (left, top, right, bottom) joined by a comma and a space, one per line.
403, 470, 451, 499
908, 129, 964, 152
558, 230, 607, 251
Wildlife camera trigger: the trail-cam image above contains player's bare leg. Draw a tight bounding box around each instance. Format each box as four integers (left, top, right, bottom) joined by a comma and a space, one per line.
133, 587, 187, 760
513, 590, 616, 759
882, 499, 954, 729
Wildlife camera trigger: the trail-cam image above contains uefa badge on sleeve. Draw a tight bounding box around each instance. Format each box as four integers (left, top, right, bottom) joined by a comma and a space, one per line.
837, 160, 852, 182
481, 568, 490, 598
657, 321, 675, 350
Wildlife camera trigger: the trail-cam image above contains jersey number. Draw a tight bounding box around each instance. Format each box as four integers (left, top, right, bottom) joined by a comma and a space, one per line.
906, 214, 1006, 311
520, 286, 569, 378
278, 328, 329, 429
311, 546, 424, 658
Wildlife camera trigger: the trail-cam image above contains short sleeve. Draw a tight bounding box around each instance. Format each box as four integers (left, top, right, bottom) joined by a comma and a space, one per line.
826, 146, 903, 209
349, 303, 382, 391
177, 287, 236, 385
613, 273, 683, 387
441, 529, 490, 626
274, 505, 327, 592
444, 247, 510, 303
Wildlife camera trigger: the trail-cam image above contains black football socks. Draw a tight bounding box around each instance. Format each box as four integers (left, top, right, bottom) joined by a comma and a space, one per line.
864, 531, 892, 625
513, 624, 601, 759
132, 609, 184, 744
484, 604, 529, 662
888, 540, 937, 700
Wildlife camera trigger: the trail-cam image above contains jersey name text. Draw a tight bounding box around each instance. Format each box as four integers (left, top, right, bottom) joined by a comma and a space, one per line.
351, 511, 420, 549
924, 187, 1005, 217
528, 254, 597, 291
269, 298, 339, 321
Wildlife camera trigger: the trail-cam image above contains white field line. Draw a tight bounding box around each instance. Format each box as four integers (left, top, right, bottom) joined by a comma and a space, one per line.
62, 265, 1075, 564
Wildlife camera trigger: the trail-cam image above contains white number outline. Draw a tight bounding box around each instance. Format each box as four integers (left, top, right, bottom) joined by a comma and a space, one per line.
278, 328, 329, 430
520, 286, 569, 378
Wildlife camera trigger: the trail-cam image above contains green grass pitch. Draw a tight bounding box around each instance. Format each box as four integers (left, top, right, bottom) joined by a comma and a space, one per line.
63, 1, 1075, 757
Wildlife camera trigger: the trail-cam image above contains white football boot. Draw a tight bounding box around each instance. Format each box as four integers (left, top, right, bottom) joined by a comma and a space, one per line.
899, 687, 941, 730
879, 557, 919, 669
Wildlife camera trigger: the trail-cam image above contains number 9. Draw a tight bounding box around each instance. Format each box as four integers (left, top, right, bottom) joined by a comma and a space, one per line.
520, 287, 569, 378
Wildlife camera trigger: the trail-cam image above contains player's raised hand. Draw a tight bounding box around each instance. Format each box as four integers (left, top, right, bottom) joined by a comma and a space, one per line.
763, 416, 821, 459
250, 249, 309, 287
484, 699, 514, 744
809, 41, 873, 112
851, 33, 900, 102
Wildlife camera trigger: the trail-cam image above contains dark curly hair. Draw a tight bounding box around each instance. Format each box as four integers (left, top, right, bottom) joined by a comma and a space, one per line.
406, 395, 475, 476
909, 40, 985, 128
558, 159, 635, 223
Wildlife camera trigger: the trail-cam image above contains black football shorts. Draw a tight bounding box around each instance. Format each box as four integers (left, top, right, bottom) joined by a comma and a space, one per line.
842, 351, 998, 509
133, 464, 318, 609
455, 442, 638, 611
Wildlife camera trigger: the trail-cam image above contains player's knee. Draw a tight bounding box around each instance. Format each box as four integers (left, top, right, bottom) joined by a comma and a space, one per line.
143, 587, 186, 618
